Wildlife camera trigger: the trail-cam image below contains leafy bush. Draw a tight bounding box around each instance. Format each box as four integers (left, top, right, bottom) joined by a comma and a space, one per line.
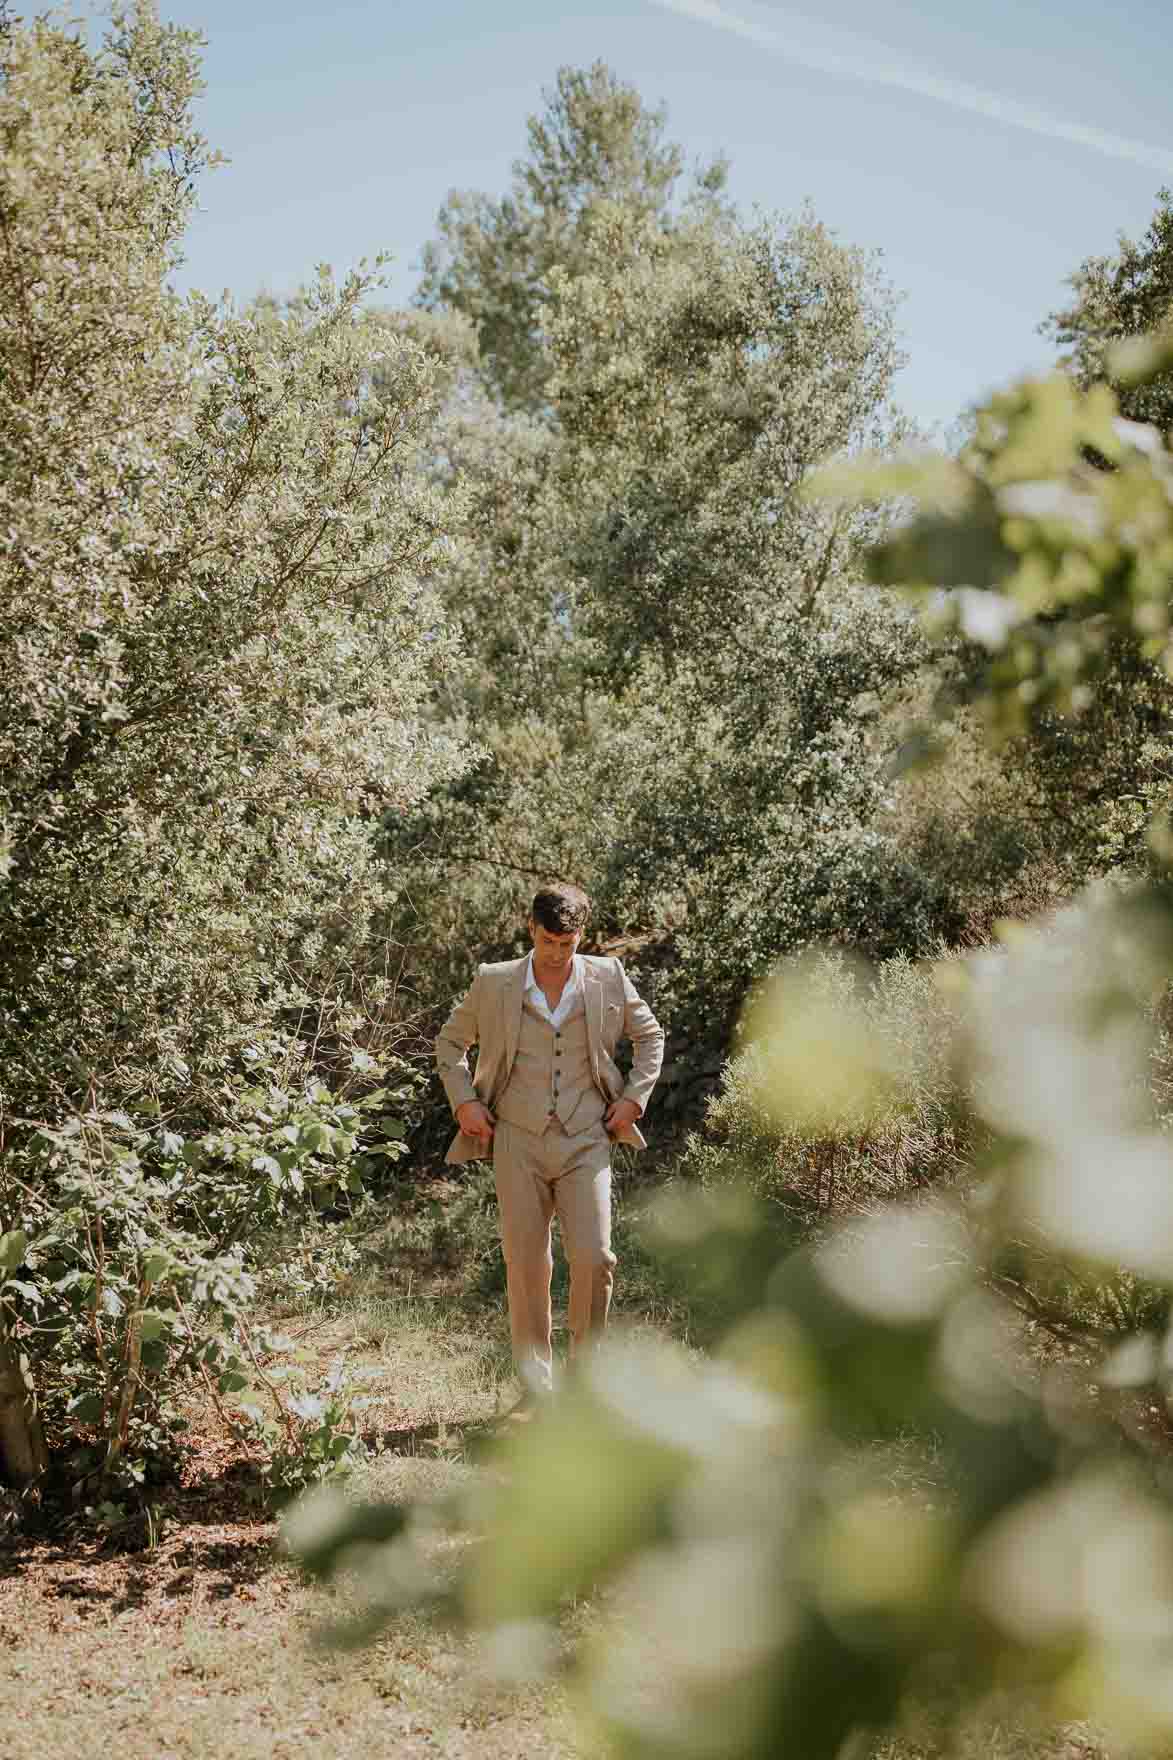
230, 1350, 373, 1507
683, 950, 967, 1217
0, 1030, 410, 1493
689, 934, 1173, 1353
0, 2, 473, 1489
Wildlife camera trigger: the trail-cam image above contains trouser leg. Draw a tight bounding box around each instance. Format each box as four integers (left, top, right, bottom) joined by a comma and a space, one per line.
493, 1122, 556, 1392
550, 1125, 616, 1360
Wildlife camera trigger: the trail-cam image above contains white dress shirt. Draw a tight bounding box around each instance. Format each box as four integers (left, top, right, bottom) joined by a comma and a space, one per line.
524, 953, 584, 1030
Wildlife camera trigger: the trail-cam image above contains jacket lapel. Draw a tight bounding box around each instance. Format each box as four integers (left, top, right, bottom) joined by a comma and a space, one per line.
583, 964, 604, 1082
501, 956, 527, 1076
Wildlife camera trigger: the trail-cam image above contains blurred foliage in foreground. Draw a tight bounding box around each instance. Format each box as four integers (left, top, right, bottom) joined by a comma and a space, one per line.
290, 337, 1173, 1757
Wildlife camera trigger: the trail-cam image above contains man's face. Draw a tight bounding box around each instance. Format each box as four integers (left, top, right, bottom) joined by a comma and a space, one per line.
529, 918, 581, 975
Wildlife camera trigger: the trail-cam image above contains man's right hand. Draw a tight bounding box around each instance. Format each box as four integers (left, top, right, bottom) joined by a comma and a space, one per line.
456, 1100, 495, 1142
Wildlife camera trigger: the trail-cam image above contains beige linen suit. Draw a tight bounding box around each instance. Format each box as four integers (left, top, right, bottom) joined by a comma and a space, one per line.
435, 955, 664, 1390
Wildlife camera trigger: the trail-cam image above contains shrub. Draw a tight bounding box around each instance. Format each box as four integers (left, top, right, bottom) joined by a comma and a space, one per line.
0, 1027, 412, 1494
683, 951, 968, 1218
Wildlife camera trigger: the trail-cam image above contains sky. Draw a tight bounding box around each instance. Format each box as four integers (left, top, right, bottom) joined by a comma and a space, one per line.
172, 0, 1173, 436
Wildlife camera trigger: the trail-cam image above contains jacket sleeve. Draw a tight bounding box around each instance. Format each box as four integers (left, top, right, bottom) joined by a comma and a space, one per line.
435, 967, 484, 1116
616, 959, 664, 1116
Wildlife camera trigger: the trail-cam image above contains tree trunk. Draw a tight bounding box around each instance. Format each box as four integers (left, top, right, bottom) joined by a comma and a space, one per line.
0, 1326, 48, 1486
104, 1306, 143, 1475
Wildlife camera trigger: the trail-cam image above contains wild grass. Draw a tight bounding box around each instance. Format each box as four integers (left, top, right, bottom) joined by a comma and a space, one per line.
0, 1174, 1160, 1759
0, 1532, 580, 1760
0, 1287, 579, 1760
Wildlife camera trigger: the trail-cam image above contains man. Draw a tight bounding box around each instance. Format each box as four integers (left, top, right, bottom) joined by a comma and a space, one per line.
435, 884, 664, 1395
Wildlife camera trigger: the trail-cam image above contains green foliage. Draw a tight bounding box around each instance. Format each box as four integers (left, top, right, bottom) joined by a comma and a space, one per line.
812, 371, 1173, 743
0, 4, 468, 1128
0, 1027, 410, 1488
393, 67, 957, 1047
289, 337, 1173, 1756
1043, 186, 1173, 434
233, 1351, 372, 1507
684, 950, 967, 1216
416, 61, 724, 413
0, 3, 472, 1485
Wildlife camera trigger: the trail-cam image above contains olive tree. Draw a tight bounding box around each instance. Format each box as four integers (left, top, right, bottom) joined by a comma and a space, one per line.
417, 59, 726, 414
0, 5, 466, 1125
1043, 186, 1173, 433
0, 5, 467, 1487
391, 70, 945, 1045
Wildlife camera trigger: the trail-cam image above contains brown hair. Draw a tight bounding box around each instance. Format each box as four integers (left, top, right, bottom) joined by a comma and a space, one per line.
530, 884, 590, 934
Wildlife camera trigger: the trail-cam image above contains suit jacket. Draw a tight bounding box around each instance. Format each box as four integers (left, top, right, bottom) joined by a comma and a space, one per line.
435, 954, 665, 1165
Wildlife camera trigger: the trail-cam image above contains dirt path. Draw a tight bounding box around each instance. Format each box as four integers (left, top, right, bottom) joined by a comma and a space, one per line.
0, 1304, 582, 1760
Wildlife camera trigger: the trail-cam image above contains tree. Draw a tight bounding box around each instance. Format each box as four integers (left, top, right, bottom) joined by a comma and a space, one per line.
0, 4, 467, 1127
0, 4, 468, 1487
1025, 192, 1173, 875
417, 60, 727, 414
1043, 187, 1173, 433
393, 70, 947, 1045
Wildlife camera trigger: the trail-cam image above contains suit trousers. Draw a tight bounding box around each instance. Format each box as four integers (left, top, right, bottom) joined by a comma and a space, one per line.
493, 1116, 616, 1393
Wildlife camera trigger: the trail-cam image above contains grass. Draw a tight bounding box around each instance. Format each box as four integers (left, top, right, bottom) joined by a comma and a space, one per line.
0, 1174, 1156, 1759
0, 1164, 687, 1760
0, 1527, 577, 1760
0, 1291, 582, 1760
874, 1701, 1144, 1760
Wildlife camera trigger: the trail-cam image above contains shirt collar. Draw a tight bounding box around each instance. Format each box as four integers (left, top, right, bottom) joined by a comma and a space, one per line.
525, 952, 581, 994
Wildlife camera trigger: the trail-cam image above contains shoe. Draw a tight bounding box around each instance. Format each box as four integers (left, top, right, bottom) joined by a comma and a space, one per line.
493, 1384, 552, 1433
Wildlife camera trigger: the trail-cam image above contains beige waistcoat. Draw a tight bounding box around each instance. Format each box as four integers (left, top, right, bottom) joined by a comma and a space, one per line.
494, 998, 607, 1136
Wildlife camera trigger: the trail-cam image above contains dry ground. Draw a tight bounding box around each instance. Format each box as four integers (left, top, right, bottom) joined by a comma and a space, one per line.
0, 1295, 584, 1760
0, 1206, 1152, 1760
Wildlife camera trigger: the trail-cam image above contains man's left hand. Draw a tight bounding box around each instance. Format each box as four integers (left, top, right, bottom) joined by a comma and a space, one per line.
604, 1098, 641, 1136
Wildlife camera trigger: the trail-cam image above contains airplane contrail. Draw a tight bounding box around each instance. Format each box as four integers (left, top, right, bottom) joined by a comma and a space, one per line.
650, 0, 1173, 177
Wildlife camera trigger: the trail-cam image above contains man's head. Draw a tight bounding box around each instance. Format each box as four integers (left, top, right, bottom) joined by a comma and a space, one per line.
528, 884, 590, 975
